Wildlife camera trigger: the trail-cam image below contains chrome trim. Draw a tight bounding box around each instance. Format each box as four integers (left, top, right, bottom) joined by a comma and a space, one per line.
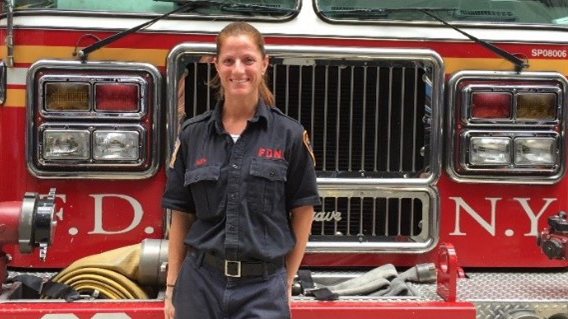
462, 84, 562, 126
18, 193, 38, 254
3, 0, 13, 67
166, 43, 445, 186
37, 74, 147, 119
447, 71, 568, 184
37, 123, 146, 167
306, 185, 439, 254
26, 59, 161, 179
0, 60, 6, 105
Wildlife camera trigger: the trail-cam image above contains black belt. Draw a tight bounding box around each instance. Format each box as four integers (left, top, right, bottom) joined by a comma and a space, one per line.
201, 251, 282, 278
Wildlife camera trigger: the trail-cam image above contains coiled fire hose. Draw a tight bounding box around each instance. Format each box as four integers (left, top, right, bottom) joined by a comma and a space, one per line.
45, 239, 167, 300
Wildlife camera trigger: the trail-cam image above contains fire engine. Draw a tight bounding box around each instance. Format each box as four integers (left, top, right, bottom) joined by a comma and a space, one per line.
1, 0, 568, 318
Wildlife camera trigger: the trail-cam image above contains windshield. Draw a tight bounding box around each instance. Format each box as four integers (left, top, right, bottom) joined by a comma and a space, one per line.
315, 0, 568, 26
12, 0, 299, 17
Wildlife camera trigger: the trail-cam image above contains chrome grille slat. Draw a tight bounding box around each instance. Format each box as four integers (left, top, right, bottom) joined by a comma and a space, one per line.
192, 64, 198, 116
349, 66, 354, 171
361, 66, 367, 171
335, 67, 341, 171
399, 67, 405, 172
285, 65, 290, 115
374, 68, 380, 172
206, 63, 212, 111
387, 67, 393, 172
412, 66, 418, 172
323, 65, 329, 170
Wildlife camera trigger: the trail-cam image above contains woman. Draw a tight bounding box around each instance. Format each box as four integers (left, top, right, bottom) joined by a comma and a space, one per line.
162, 22, 320, 319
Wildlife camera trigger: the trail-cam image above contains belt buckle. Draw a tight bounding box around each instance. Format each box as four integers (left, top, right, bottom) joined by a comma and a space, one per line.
224, 260, 241, 278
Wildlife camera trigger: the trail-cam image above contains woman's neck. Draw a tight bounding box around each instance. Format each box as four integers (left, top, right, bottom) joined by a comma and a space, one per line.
222, 93, 259, 135
222, 92, 258, 120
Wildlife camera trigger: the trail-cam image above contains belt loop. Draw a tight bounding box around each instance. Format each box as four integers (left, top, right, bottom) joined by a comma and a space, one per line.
262, 262, 268, 280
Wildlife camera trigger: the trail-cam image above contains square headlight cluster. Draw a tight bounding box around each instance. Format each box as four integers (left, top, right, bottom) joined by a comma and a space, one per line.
469, 136, 557, 167
27, 60, 161, 178
42, 129, 141, 162
448, 71, 567, 183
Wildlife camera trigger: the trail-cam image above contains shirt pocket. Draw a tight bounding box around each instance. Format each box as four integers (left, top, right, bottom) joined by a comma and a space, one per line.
248, 157, 288, 215
184, 165, 221, 220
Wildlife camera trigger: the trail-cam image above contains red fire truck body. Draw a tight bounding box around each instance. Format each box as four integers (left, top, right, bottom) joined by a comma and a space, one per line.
1, 1, 568, 318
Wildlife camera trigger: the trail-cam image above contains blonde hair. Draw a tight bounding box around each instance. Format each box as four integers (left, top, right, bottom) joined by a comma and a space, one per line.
212, 21, 275, 106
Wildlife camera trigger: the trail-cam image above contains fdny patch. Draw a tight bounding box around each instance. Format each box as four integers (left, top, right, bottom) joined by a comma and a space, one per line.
302, 130, 316, 167
169, 138, 181, 169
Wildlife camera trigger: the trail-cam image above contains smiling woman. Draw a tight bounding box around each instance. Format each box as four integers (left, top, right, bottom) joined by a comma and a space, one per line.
162, 21, 319, 319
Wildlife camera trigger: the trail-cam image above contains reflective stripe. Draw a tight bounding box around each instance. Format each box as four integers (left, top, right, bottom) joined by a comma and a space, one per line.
92, 314, 131, 319
40, 314, 131, 319
7, 67, 27, 85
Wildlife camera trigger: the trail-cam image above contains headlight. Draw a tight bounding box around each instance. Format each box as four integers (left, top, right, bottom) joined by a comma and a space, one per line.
469, 137, 511, 165
93, 131, 140, 161
43, 130, 90, 160
514, 137, 556, 165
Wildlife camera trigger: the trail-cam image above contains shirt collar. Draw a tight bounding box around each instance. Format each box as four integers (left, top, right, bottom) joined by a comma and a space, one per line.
209, 98, 270, 135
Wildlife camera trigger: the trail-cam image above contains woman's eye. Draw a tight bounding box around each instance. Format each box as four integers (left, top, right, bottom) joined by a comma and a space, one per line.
223, 58, 234, 65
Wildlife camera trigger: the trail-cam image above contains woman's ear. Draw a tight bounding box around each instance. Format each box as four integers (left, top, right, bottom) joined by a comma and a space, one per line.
262, 55, 269, 75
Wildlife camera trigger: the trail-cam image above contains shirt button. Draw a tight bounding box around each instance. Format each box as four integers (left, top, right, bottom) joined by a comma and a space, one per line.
229, 194, 236, 200
229, 226, 235, 231
232, 164, 239, 169
269, 171, 275, 177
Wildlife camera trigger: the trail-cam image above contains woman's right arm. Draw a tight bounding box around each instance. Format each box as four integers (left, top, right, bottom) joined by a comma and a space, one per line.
164, 210, 195, 319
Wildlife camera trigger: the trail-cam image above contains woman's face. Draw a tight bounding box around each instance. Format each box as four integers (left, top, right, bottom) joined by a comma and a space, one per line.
215, 34, 268, 101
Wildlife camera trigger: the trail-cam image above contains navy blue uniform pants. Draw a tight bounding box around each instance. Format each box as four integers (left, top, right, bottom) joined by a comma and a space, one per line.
173, 251, 291, 319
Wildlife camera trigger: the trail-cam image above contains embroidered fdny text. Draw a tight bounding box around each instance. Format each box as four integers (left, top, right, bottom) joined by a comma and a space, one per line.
195, 158, 208, 166
258, 147, 283, 159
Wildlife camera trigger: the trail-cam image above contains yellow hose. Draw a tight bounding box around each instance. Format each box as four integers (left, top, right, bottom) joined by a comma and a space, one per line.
46, 244, 148, 299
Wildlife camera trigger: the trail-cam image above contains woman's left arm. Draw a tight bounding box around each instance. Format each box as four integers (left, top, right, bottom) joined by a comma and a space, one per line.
286, 205, 315, 298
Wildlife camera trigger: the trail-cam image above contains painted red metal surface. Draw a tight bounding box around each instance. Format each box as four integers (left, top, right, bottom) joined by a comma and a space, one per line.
437, 242, 458, 302
0, 300, 476, 319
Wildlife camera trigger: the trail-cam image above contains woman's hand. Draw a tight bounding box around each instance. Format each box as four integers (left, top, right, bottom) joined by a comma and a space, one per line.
164, 287, 175, 319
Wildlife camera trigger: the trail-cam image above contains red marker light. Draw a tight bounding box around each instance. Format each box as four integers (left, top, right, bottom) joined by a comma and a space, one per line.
471, 92, 512, 119
95, 83, 139, 112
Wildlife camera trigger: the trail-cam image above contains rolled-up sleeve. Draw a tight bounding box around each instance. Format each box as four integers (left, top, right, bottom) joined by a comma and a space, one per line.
162, 135, 195, 214
285, 130, 321, 211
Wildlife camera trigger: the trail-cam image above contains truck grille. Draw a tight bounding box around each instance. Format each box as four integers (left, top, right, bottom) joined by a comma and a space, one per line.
176, 46, 442, 253
185, 61, 429, 178
311, 196, 423, 238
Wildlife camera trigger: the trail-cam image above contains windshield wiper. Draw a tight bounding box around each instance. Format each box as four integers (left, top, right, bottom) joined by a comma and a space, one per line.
416, 8, 528, 72
220, 2, 298, 15
319, 8, 389, 18
321, 7, 528, 72
78, 1, 203, 61
321, 7, 453, 18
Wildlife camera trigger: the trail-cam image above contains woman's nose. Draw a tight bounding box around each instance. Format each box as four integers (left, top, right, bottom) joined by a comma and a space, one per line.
233, 59, 245, 73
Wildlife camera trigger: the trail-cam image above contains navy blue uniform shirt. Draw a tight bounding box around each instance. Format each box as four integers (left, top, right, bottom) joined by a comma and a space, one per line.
162, 98, 321, 263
